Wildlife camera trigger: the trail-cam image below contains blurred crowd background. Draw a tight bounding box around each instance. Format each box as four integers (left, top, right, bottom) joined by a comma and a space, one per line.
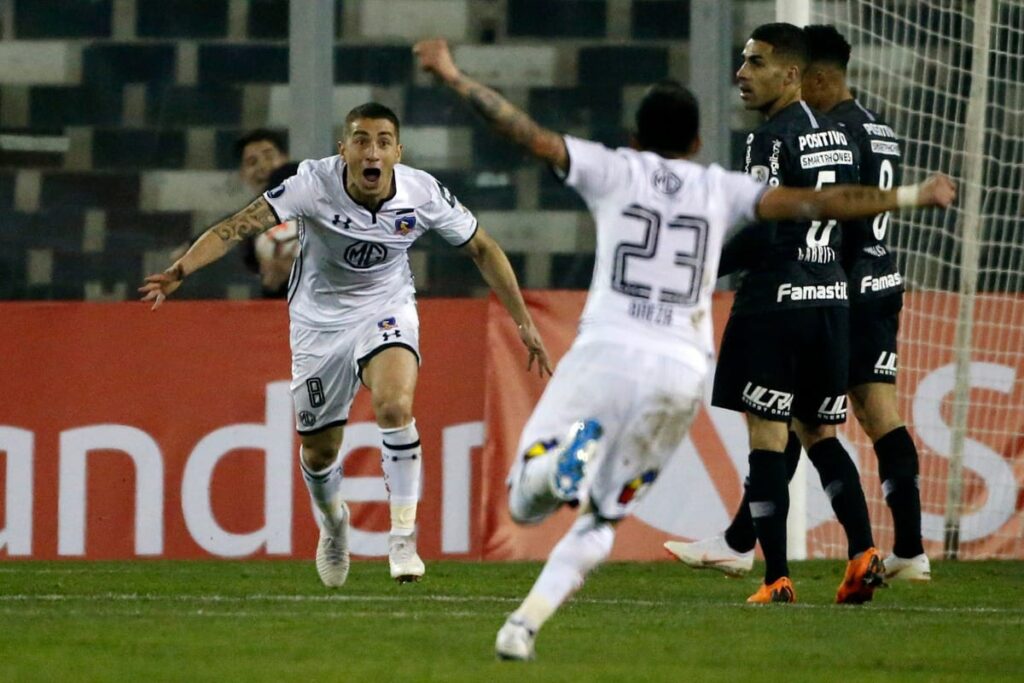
0, 0, 1019, 301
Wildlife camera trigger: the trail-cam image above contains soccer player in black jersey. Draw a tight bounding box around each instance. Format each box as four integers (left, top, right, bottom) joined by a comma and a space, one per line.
802, 25, 927, 580
668, 25, 929, 586
698, 23, 883, 604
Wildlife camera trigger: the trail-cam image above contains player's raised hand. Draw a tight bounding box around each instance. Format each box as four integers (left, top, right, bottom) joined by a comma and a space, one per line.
919, 173, 957, 208
138, 264, 184, 311
517, 320, 553, 378
413, 38, 461, 83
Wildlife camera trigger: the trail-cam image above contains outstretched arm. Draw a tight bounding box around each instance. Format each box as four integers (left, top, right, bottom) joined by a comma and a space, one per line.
139, 196, 280, 310
758, 173, 956, 222
462, 227, 552, 377
414, 38, 568, 173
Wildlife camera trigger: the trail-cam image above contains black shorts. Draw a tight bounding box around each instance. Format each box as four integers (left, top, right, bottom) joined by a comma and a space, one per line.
712, 306, 849, 425
848, 294, 902, 387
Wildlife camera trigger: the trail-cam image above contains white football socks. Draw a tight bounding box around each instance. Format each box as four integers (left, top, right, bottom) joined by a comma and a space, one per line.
381, 420, 422, 537
512, 513, 615, 631
300, 454, 343, 527
508, 453, 560, 524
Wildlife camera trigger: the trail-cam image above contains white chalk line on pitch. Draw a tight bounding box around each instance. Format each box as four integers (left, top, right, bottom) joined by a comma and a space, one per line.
0, 606, 479, 619
0, 592, 1023, 616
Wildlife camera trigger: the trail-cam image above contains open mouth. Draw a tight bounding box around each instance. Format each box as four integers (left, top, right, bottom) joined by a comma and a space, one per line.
362, 168, 382, 183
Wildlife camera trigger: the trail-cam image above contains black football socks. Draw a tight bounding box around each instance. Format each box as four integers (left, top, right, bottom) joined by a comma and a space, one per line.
806, 437, 874, 559
875, 426, 925, 558
725, 432, 801, 554
747, 449, 790, 583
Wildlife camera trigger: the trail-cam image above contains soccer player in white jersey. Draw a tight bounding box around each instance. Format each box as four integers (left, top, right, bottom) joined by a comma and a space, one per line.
415, 39, 954, 659
140, 102, 552, 586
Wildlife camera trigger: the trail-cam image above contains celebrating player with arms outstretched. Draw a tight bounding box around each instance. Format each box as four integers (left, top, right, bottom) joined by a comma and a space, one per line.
415, 38, 954, 659
669, 25, 930, 583
141, 102, 551, 587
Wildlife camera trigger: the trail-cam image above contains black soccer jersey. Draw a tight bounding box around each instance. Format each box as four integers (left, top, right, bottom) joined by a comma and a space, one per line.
828, 99, 905, 303
730, 101, 860, 315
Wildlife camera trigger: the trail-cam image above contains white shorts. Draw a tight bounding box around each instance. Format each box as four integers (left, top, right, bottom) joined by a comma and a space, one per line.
289, 300, 420, 434
509, 340, 706, 520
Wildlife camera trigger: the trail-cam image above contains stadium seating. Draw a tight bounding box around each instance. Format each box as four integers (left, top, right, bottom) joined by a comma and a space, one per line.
0, 0, 697, 300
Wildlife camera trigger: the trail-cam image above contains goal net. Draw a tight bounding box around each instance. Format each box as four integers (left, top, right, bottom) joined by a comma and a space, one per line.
798, 0, 1024, 560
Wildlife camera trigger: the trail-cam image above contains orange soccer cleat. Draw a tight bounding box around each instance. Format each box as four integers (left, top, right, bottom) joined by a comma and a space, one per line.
836, 547, 886, 604
746, 576, 796, 604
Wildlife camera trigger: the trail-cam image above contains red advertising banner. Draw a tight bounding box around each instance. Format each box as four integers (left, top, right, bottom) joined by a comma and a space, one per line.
0, 300, 489, 560
482, 292, 1024, 561
1, 293, 1022, 561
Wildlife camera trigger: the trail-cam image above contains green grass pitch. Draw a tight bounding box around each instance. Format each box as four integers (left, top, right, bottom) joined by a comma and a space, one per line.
1, 559, 1022, 682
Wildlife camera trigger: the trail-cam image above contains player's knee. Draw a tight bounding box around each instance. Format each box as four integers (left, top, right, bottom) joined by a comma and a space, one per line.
794, 421, 835, 450
300, 428, 343, 471
850, 385, 903, 442
863, 412, 904, 443
747, 416, 789, 452
301, 444, 338, 472
373, 395, 414, 429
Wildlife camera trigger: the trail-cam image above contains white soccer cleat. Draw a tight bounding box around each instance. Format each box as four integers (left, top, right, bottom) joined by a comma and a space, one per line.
389, 533, 425, 583
664, 535, 754, 577
883, 552, 931, 582
316, 502, 351, 588
495, 618, 536, 661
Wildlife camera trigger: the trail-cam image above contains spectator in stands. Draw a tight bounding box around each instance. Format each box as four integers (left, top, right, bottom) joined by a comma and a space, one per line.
169, 129, 296, 297
234, 130, 296, 298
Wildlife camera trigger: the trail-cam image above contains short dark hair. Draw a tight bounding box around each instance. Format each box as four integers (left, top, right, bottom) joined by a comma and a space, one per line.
750, 22, 809, 69
634, 80, 700, 155
233, 128, 287, 163
344, 102, 401, 139
804, 24, 852, 70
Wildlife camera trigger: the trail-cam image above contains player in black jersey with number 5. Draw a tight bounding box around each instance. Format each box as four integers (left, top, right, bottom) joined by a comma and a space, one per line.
667, 24, 931, 595
705, 23, 883, 605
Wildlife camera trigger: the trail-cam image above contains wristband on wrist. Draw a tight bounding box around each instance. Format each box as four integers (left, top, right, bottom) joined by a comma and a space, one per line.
169, 263, 186, 281
896, 184, 921, 208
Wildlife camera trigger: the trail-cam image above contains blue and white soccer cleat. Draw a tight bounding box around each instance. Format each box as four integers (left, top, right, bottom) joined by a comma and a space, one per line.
551, 419, 603, 502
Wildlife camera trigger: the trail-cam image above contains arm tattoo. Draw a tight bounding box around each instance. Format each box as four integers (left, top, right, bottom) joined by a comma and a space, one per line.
837, 187, 883, 203
463, 80, 560, 160
212, 198, 279, 241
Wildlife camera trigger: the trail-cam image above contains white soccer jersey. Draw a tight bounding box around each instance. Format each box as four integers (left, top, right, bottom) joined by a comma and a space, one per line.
563, 135, 767, 366
264, 156, 478, 328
